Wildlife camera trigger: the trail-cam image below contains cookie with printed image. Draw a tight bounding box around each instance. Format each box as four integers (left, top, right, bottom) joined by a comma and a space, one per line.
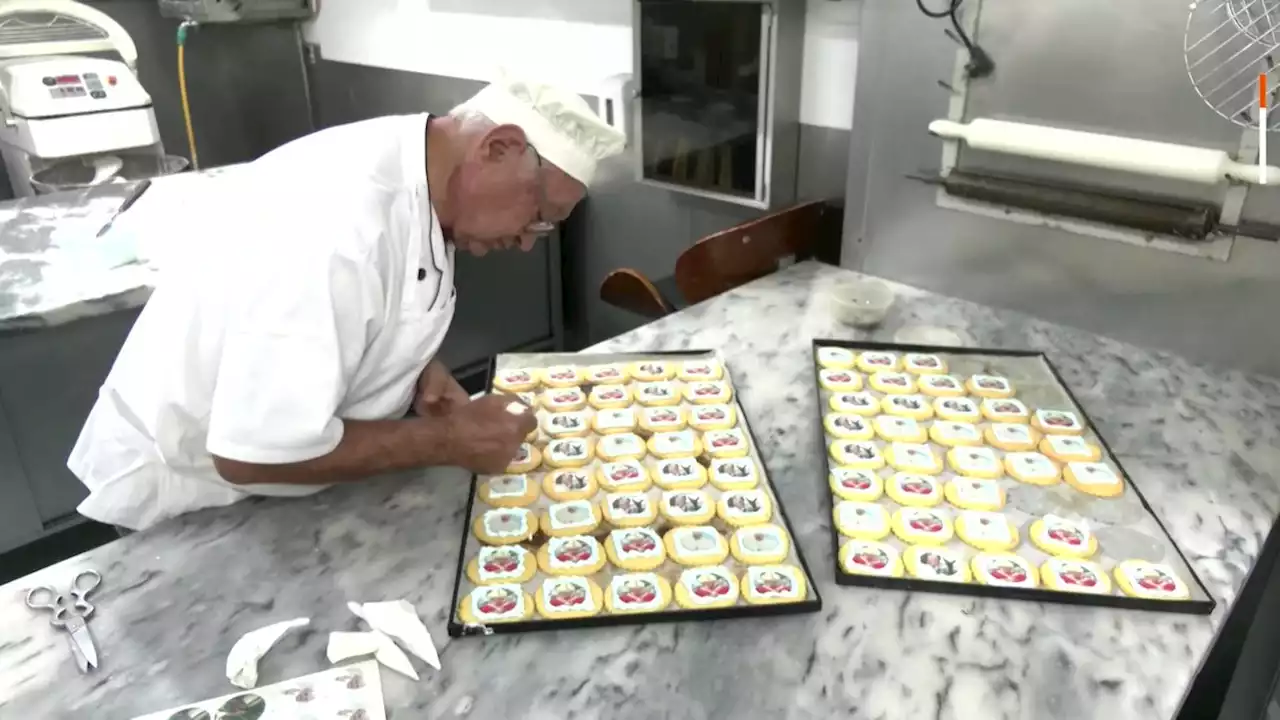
833, 500, 892, 540
634, 381, 682, 407
543, 468, 598, 502
651, 457, 709, 490
1063, 462, 1125, 498
660, 490, 717, 525
648, 429, 705, 459
537, 535, 607, 576
929, 420, 983, 448
717, 489, 773, 527
596, 458, 651, 492
1031, 409, 1086, 436
1028, 515, 1098, 559
629, 360, 675, 382
829, 467, 885, 502
674, 566, 740, 609
1004, 452, 1061, 486
879, 394, 934, 421
839, 539, 904, 577
934, 396, 981, 423
683, 380, 733, 405
492, 367, 539, 393
984, 422, 1040, 452
472, 508, 537, 546
729, 524, 791, 565
605, 528, 667, 571
664, 526, 730, 566
539, 500, 603, 537
869, 371, 916, 394
477, 474, 540, 507
708, 457, 760, 491
905, 545, 971, 584
604, 572, 674, 614
459, 583, 535, 625
600, 491, 659, 528
741, 565, 808, 605
873, 415, 928, 443
943, 477, 1005, 512
824, 412, 874, 441
534, 576, 604, 619
1113, 560, 1191, 600
980, 398, 1030, 424
543, 437, 594, 469
855, 351, 900, 373
688, 404, 738, 432
541, 411, 592, 439
586, 363, 629, 385
587, 383, 633, 410
466, 545, 537, 586
541, 365, 584, 388
677, 359, 724, 382
829, 391, 881, 416
818, 368, 863, 393
505, 443, 541, 474
541, 386, 588, 412
1038, 434, 1102, 463
903, 353, 947, 375
965, 374, 1015, 398
829, 440, 886, 470
917, 373, 965, 397
816, 346, 857, 370
592, 407, 638, 435
639, 405, 688, 433
597, 433, 647, 463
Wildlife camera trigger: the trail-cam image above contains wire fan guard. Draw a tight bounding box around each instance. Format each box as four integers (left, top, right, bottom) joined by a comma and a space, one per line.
1186, 0, 1280, 130
0, 12, 105, 47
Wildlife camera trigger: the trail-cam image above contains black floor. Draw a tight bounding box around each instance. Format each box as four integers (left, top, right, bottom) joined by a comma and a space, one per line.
0, 521, 118, 585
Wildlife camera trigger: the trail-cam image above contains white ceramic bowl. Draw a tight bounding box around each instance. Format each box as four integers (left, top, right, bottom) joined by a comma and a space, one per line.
827, 279, 894, 328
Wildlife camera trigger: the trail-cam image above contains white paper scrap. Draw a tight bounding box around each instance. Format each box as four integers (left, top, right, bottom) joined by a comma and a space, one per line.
225, 617, 310, 689
327, 630, 419, 681
347, 600, 442, 671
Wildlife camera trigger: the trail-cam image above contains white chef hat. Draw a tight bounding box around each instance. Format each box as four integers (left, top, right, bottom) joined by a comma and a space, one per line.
454, 73, 627, 187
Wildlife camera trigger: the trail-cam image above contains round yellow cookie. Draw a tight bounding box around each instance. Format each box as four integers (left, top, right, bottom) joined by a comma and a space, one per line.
955, 511, 1020, 552
660, 490, 717, 525
534, 576, 604, 619
934, 397, 981, 423
688, 404, 737, 432
818, 368, 863, 392
891, 507, 955, 545
839, 539, 904, 577
492, 368, 539, 393
702, 429, 749, 459
929, 421, 983, 447
985, 422, 1040, 452
874, 415, 928, 443
947, 447, 1004, 479
1040, 558, 1112, 595
629, 360, 675, 382
971, 552, 1038, 588
1031, 409, 1086, 436
905, 545, 971, 583
597, 459, 651, 492
742, 564, 808, 605
597, 433, 646, 463
677, 359, 724, 382
729, 524, 791, 565
943, 477, 1005, 511
856, 351, 900, 373
647, 430, 705, 459
981, 398, 1030, 424
829, 391, 880, 416
1064, 462, 1125, 498
965, 374, 1015, 398
829, 440, 886, 470
684, 381, 733, 405
717, 489, 773, 527
593, 407, 638, 435
537, 535, 607, 575
542, 411, 592, 439
604, 528, 667, 571
639, 406, 687, 433
458, 584, 534, 625
833, 500, 892, 540
1005, 452, 1061, 485
1029, 516, 1098, 559
473, 508, 537, 545
543, 437, 594, 469
541, 386, 587, 412
880, 394, 934, 420
885, 442, 943, 475
540, 365, 583, 388
604, 573, 673, 614
884, 472, 943, 507
587, 384, 632, 410
817, 346, 857, 369
869, 371, 916, 394
539, 500, 602, 537
586, 364, 629, 385
466, 545, 537, 586
652, 457, 708, 490
675, 566, 740, 608
478, 474, 540, 507
543, 468, 598, 501
600, 492, 659, 528
903, 353, 947, 374
917, 374, 965, 397
506, 443, 541, 474
1039, 435, 1102, 463
709, 457, 759, 490
634, 381, 681, 407
829, 467, 885, 502
825, 413, 874, 440
664, 526, 730, 566
1113, 560, 1191, 600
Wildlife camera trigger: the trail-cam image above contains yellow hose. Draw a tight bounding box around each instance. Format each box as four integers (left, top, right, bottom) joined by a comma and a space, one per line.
177, 32, 199, 170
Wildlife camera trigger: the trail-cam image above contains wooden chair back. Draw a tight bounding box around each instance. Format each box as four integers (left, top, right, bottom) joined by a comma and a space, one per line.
598, 268, 674, 319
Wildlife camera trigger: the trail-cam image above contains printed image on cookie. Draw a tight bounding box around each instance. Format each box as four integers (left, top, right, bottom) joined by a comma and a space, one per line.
825, 413, 874, 440
588, 384, 633, 410
1064, 462, 1125, 498
665, 526, 730, 566
543, 468, 598, 502
648, 429, 704, 459
869, 371, 916, 394
1040, 558, 1112, 595
635, 381, 681, 407
1029, 515, 1098, 559
1005, 452, 1061, 485
509, 391, 539, 411
537, 535, 607, 576
541, 365, 584, 388
944, 477, 1005, 512
873, 415, 927, 443
730, 524, 791, 565
971, 552, 1038, 588
587, 363, 629, 385
818, 368, 863, 393
948, 446, 1004, 479
652, 457, 709, 490
917, 374, 965, 398
817, 346, 857, 369
677, 359, 724, 382
904, 353, 947, 375
493, 368, 539, 393
473, 508, 536, 545
885, 473, 943, 507
829, 468, 885, 502
506, 443, 541, 474
929, 421, 983, 447
467, 545, 537, 586
934, 397, 981, 423
630, 360, 675, 382
892, 507, 955, 545
1031, 409, 1086, 436
703, 429, 749, 459
905, 545, 971, 583
539, 500, 602, 537
688, 404, 737, 432
544, 437, 593, 469
605, 528, 667, 571
661, 490, 716, 525
1039, 434, 1102, 463
829, 391, 881, 416
600, 492, 658, 528
459, 583, 534, 625
955, 511, 1020, 552
833, 501, 891, 540
839, 539, 904, 577
742, 565, 808, 605
597, 433, 646, 463
885, 442, 943, 475
830, 440, 886, 470
985, 422, 1039, 451
981, 398, 1030, 423
966, 374, 1015, 398
593, 407, 638, 435
542, 386, 588, 412
718, 489, 773, 527
879, 394, 934, 421
856, 351, 900, 373
535, 576, 603, 619
478, 474, 540, 507
709, 457, 759, 490
639, 406, 687, 433
675, 566, 740, 609
684, 381, 733, 405
605, 573, 673, 614
597, 459, 651, 492
542, 411, 592, 439
1113, 560, 1191, 600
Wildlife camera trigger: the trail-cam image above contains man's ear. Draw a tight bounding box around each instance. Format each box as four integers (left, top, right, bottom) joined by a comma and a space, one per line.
480, 124, 529, 162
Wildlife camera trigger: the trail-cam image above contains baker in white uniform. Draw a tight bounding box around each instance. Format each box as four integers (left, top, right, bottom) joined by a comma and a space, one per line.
68, 76, 626, 531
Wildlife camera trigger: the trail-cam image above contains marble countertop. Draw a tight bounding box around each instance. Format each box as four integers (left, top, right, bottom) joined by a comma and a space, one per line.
2, 261, 1279, 720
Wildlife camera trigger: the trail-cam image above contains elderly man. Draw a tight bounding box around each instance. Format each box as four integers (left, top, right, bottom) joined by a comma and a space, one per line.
68, 77, 626, 531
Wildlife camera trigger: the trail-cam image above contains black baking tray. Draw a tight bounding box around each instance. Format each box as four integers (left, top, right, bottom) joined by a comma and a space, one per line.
812, 339, 1216, 616
447, 349, 824, 637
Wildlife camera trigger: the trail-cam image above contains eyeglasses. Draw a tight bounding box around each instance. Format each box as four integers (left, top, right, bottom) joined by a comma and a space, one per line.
525, 144, 556, 237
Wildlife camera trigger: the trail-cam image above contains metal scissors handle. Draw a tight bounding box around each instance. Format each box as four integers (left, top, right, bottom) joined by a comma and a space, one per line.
25, 570, 102, 672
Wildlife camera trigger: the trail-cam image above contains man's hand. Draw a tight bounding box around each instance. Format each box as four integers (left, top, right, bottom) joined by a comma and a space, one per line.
443, 394, 538, 474
414, 359, 469, 417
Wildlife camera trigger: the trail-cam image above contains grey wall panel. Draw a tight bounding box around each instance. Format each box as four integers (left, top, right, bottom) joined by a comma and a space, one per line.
0, 394, 42, 553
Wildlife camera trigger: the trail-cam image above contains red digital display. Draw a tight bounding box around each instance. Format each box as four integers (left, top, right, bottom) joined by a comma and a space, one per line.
55, 75, 81, 85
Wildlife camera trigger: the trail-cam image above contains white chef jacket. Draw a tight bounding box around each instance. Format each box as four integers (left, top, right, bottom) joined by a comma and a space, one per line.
68, 114, 456, 530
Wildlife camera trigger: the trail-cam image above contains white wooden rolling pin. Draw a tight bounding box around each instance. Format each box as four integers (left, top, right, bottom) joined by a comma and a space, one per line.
930, 118, 1280, 186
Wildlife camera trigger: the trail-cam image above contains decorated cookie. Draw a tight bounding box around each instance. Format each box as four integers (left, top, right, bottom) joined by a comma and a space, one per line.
596, 459, 651, 492
587, 384, 632, 410
829, 467, 885, 502
535, 576, 603, 619
904, 353, 947, 374
473, 508, 536, 545
597, 433, 647, 463
966, 374, 1015, 398
818, 368, 863, 393
829, 391, 880, 416
493, 368, 539, 393
478, 474, 540, 507
1039, 434, 1102, 463
466, 545, 536, 586
869, 371, 916, 394
839, 539, 904, 577
856, 351, 900, 373
873, 415, 928, 443
543, 468, 598, 502
730, 524, 791, 565
742, 565, 808, 605
600, 492, 658, 528
702, 429, 749, 459
892, 507, 955, 545
905, 545, 971, 583
648, 429, 704, 459
981, 398, 1030, 423
605, 528, 667, 571
971, 552, 1038, 588
929, 421, 983, 447
1113, 560, 1191, 600
1064, 462, 1125, 498
675, 566, 740, 609
885, 442, 943, 475
537, 535, 607, 575
879, 394, 934, 421
709, 457, 759, 491
506, 443, 541, 474
943, 477, 1005, 512
605, 573, 673, 614
1040, 558, 1112, 595
544, 437, 593, 469
917, 374, 965, 397
629, 360, 675, 382
677, 359, 724, 382
1032, 409, 1085, 436
639, 406, 688, 433
824, 413, 874, 441
985, 422, 1040, 452
1005, 452, 1061, 485
458, 584, 534, 625
688, 404, 737, 432
660, 490, 716, 525
1029, 515, 1098, 558
652, 457, 709, 490
833, 501, 892, 540
830, 440, 886, 470
541, 386, 588, 412
539, 500, 602, 537
593, 407, 638, 435
955, 511, 1020, 552
717, 489, 773, 527
587, 363, 629, 385
885, 473, 943, 507
947, 447, 1004, 479
934, 397, 981, 423
541, 365, 583, 388
634, 381, 681, 407
684, 381, 733, 405
542, 411, 592, 439
664, 526, 730, 566
817, 346, 857, 369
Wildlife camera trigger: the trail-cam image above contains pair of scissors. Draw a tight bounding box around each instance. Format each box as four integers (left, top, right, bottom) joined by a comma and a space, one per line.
25, 569, 102, 673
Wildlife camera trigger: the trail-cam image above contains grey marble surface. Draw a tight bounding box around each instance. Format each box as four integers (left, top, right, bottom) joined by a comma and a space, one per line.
2, 261, 1279, 720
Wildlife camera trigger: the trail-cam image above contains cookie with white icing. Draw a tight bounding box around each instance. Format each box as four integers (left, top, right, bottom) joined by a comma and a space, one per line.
592, 407, 638, 435
818, 368, 863, 393
629, 360, 675, 382
905, 545, 971, 583
984, 422, 1039, 452
955, 511, 1020, 552
492, 368, 539, 393
947, 446, 1004, 479
604, 573, 673, 614
466, 545, 537, 586
879, 394, 934, 421
869, 371, 916, 395
1029, 515, 1097, 559
729, 524, 791, 565
829, 468, 885, 502
917, 374, 965, 398
634, 381, 681, 407
891, 507, 955, 545
664, 526, 730, 566
702, 429, 749, 459
1113, 560, 1190, 600
540, 365, 583, 388
677, 359, 724, 382
929, 420, 982, 448
596, 459, 651, 492
674, 566, 740, 609
458, 584, 534, 625
541, 386, 588, 412
965, 374, 1015, 398
537, 535, 607, 575
472, 508, 536, 545
885, 442, 943, 475
742, 565, 808, 605
543, 437, 594, 469
1038, 434, 1102, 463
651, 457, 709, 490
943, 477, 1005, 512
639, 406, 688, 433
829, 391, 880, 416
885, 472, 943, 507
600, 492, 659, 528
596, 432, 647, 463
829, 440, 886, 470
971, 552, 1038, 588
839, 539, 904, 577
855, 351, 900, 373
542, 411, 592, 439
543, 468, 598, 502
1064, 462, 1125, 498
816, 347, 856, 370
587, 384, 632, 410
587, 364, 629, 385
605, 528, 667, 571
505, 443, 541, 474
688, 404, 737, 432
539, 500, 602, 537
833, 501, 891, 540
647, 429, 704, 459
1040, 558, 1111, 595
660, 490, 716, 525
873, 415, 927, 443
534, 576, 603, 619
717, 489, 773, 527
708, 457, 759, 491
477, 474, 540, 507
934, 397, 981, 423
683, 380, 733, 405
1031, 409, 1085, 436
903, 353, 947, 374
824, 413, 874, 441
1005, 452, 1061, 485
980, 398, 1030, 424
